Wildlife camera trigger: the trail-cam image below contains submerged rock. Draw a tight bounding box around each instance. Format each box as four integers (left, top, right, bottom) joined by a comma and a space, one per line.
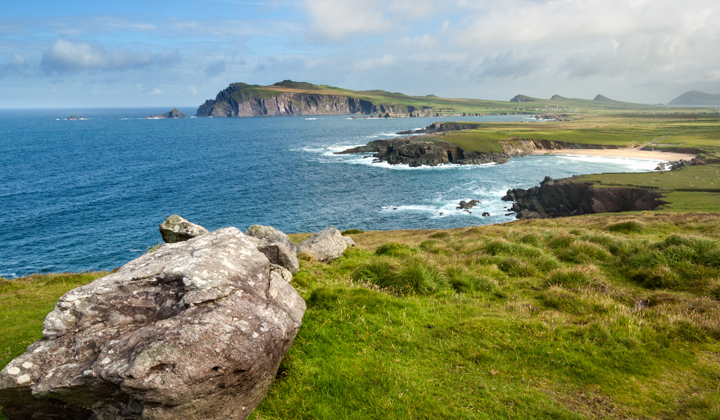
299, 227, 347, 262
457, 200, 480, 210
159, 214, 209, 243
0, 228, 305, 420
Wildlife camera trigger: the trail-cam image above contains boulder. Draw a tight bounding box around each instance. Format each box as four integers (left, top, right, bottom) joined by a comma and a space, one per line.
343, 236, 356, 247
246, 225, 300, 254
159, 214, 209, 243
457, 200, 480, 210
298, 227, 347, 262
0, 227, 305, 420
258, 243, 300, 274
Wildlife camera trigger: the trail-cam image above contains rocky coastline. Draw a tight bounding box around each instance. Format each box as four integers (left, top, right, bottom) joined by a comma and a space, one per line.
337, 126, 620, 167
502, 176, 668, 219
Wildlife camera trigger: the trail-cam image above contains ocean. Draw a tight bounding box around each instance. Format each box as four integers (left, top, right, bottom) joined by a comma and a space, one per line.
0, 108, 665, 278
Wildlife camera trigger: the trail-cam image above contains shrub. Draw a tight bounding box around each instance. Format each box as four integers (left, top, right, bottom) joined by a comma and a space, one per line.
397, 260, 447, 294
631, 265, 679, 289
548, 234, 576, 249
353, 260, 398, 287
545, 266, 603, 289
341, 229, 364, 235
429, 232, 451, 239
498, 258, 536, 277
606, 221, 644, 234
445, 267, 497, 293
557, 241, 612, 264
519, 233, 543, 248
375, 242, 414, 257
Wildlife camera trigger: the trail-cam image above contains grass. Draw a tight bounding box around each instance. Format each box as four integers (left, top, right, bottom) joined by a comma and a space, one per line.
5, 214, 720, 419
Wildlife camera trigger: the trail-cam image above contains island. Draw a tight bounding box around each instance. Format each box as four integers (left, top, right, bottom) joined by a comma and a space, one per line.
145, 108, 185, 119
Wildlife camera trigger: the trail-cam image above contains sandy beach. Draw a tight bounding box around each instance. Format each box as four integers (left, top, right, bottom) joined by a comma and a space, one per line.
531, 148, 696, 161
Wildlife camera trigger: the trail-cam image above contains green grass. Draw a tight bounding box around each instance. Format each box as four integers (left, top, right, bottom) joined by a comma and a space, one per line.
5, 216, 720, 419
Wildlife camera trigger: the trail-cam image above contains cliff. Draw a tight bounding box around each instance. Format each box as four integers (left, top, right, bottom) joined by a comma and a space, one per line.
502, 176, 667, 219
336, 137, 514, 167
197, 82, 413, 117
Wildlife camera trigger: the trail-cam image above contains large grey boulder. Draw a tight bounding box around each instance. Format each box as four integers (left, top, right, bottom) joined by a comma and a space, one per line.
258, 243, 300, 274
246, 225, 300, 254
0, 227, 305, 420
299, 227, 347, 262
159, 214, 209, 243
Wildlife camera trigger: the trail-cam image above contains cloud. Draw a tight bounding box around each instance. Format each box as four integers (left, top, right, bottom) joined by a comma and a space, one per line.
0, 54, 32, 79
302, 0, 441, 39
40, 37, 179, 73
149, 88, 162, 95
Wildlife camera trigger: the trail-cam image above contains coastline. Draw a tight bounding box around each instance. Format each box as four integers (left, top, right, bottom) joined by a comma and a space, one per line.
531, 148, 696, 161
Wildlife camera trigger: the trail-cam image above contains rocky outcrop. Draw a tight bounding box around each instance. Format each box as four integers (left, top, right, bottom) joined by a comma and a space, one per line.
457, 200, 480, 210
337, 136, 541, 167
159, 214, 209, 243
343, 236, 356, 247
146, 108, 185, 119
503, 176, 668, 219
299, 227, 347, 262
246, 225, 300, 254
197, 84, 409, 117
258, 243, 300, 274
0, 227, 305, 420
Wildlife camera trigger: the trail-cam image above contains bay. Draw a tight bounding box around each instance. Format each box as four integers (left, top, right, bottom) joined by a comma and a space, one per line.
0, 108, 664, 277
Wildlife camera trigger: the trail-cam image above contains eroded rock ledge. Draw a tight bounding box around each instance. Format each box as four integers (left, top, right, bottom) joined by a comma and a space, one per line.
503, 176, 668, 219
337, 133, 619, 167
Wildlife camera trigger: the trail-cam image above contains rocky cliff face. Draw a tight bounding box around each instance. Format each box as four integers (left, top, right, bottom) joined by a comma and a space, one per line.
336, 137, 515, 167
337, 137, 555, 167
196, 84, 410, 117
503, 176, 667, 219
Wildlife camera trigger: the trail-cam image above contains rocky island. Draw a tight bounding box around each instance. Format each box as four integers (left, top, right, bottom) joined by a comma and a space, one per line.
145, 108, 185, 119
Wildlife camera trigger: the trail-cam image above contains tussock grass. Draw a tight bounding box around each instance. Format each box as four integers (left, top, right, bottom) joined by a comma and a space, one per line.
4, 213, 720, 419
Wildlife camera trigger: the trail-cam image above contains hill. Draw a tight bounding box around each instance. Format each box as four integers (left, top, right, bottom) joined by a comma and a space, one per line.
669, 90, 720, 106
196, 80, 528, 118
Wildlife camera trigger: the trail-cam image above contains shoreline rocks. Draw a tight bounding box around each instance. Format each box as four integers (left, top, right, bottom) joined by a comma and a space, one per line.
503, 176, 668, 219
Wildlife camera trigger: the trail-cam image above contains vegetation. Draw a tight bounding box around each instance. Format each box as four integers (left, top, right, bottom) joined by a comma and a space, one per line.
5, 214, 720, 418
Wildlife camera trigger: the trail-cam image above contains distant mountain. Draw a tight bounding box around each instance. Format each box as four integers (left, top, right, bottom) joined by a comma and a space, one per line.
550, 94, 567, 100
509, 94, 538, 102
668, 90, 720, 106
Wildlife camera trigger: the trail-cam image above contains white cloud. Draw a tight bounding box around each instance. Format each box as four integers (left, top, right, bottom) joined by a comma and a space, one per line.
149, 88, 162, 95
40, 37, 179, 73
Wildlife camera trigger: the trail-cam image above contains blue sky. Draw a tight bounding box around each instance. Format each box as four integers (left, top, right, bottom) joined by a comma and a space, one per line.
1, 0, 719, 108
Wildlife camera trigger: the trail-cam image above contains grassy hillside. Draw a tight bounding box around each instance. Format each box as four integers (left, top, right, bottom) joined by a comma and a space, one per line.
217, 81, 662, 116
3, 214, 720, 419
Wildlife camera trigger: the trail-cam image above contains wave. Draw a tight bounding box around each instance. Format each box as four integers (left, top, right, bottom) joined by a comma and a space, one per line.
554, 154, 663, 171
306, 118, 317, 120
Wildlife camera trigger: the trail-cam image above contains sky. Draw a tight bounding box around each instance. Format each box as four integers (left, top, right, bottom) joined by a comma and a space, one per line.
1, 0, 719, 108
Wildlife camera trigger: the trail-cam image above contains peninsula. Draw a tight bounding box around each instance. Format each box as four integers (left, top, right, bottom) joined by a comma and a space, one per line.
195, 81, 655, 118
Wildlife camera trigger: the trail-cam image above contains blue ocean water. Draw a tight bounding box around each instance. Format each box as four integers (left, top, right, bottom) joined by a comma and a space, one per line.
0, 108, 665, 278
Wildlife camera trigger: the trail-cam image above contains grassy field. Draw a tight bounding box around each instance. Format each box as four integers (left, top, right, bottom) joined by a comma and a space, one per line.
3, 214, 720, 419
